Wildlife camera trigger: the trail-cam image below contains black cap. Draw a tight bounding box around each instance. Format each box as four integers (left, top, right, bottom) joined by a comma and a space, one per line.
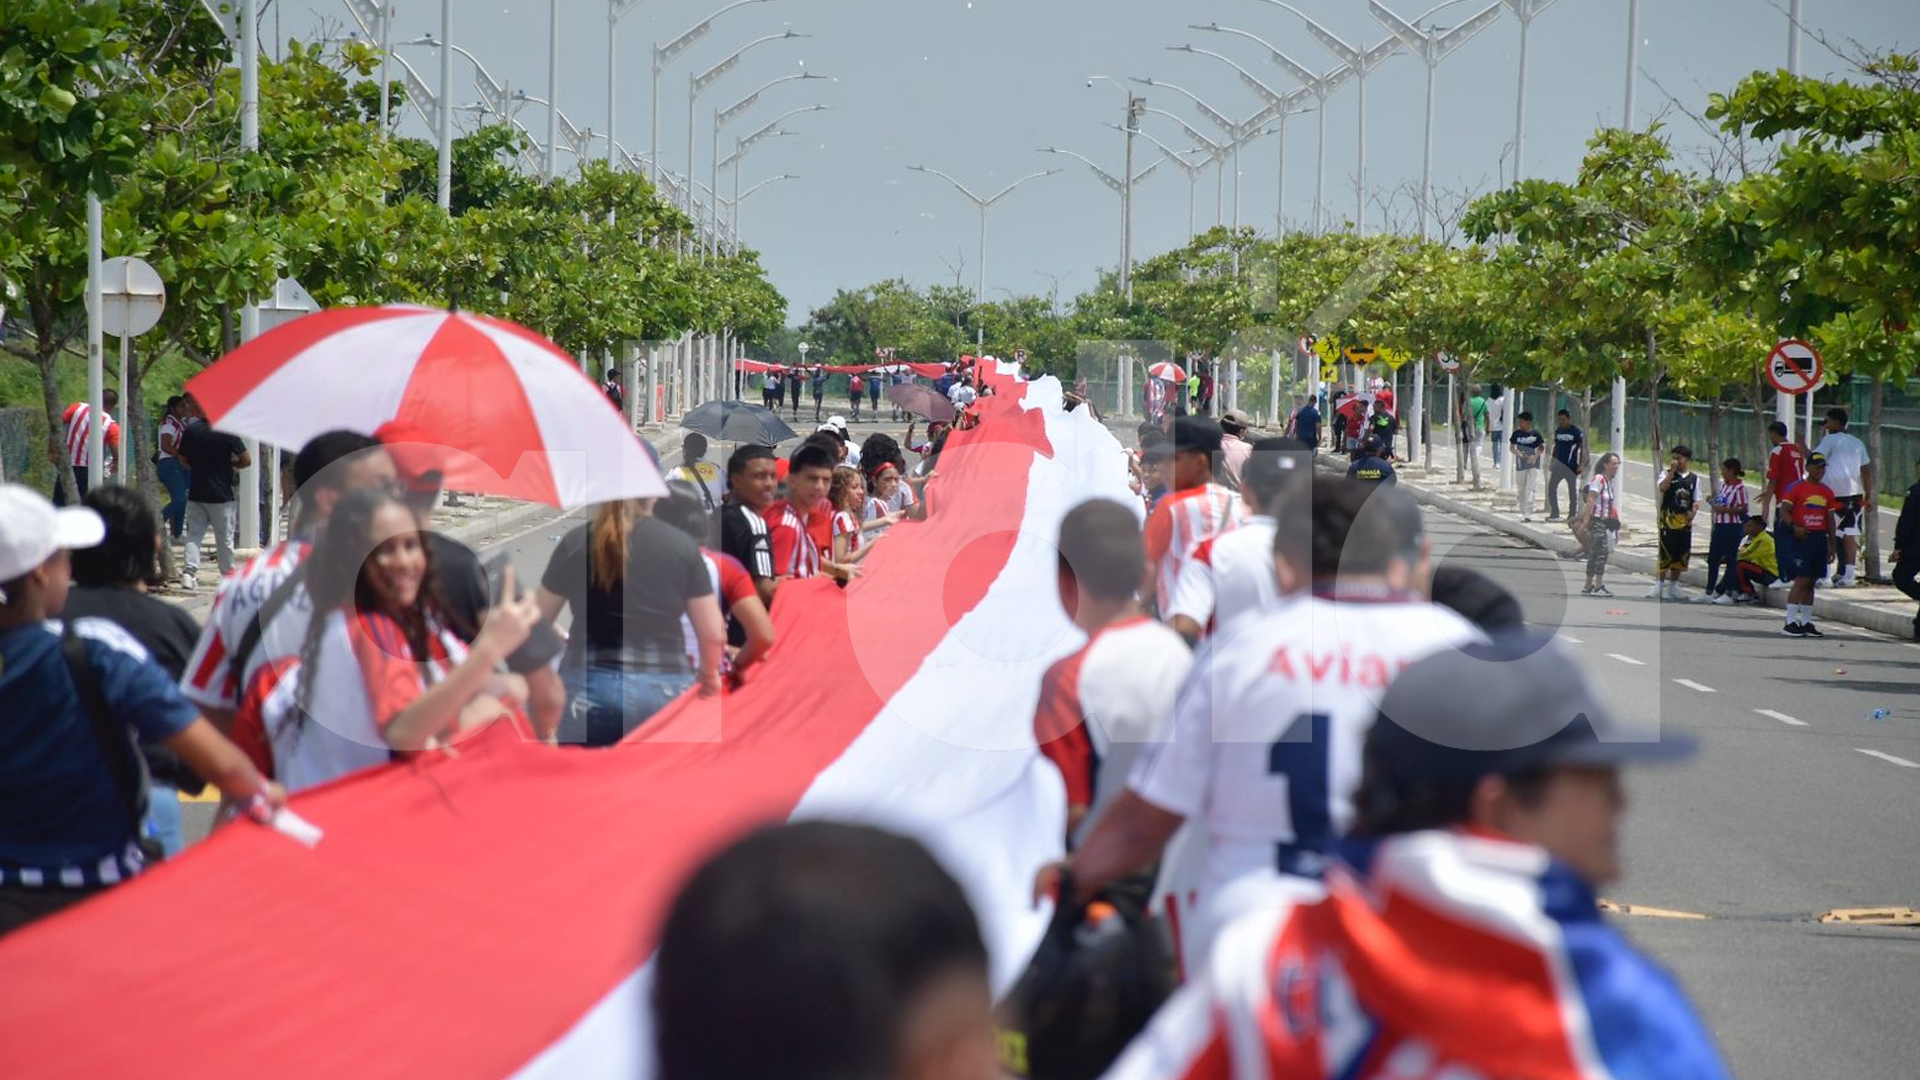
1366, 635, 1694, 790
1172, 416, 1224, 457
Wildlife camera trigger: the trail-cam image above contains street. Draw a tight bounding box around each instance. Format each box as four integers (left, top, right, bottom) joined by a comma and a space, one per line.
1425, 507, 1920, 1080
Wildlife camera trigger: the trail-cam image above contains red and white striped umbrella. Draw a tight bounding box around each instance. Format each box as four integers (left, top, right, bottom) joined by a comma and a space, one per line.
1147, 361, 1188, 382
187, 305, 665, 507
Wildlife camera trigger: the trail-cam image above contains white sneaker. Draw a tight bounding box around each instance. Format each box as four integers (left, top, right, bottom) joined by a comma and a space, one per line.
1834, 571, 1858, 588
1665, 584, 1687, 601
1815, 576, 1834, 589
1710, 594, 1735, 605
179, 573, 196, 591
1641, 584, 1666, 599
1690, 593, 1716, 603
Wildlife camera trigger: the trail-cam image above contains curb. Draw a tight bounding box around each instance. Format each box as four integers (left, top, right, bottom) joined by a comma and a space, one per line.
1330, 462, 1919, 640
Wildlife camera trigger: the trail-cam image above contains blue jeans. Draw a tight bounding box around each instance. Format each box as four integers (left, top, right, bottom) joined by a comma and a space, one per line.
558, 666, 694, 747
144, 784, 185, 858
1705, 521, 1743, 594
157, 458, 189, 538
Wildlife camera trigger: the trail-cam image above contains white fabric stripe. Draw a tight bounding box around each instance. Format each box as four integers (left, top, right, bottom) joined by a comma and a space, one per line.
470, 321, 666, 503
217, 314, 444, 447
20, 868, 42, 887
504, 375, 1134, 1080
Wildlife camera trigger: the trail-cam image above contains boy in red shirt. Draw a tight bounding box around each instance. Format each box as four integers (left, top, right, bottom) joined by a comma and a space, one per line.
1141, 418, 1245, 617
763, 441, 836, 592
1778, 452, 1835, 638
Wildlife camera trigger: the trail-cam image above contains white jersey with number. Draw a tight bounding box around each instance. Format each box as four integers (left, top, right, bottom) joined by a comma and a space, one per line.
1129, 594, 1484, 972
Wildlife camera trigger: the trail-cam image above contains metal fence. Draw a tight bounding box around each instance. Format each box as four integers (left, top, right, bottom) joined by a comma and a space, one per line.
0, 406, 44, 489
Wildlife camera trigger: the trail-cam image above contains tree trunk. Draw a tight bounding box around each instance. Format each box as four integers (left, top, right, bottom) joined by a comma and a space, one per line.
37, 345, 74, 500
1706, 401, 1723, 501
1865, 379, 1885, 580
1645, 327, 1662, 496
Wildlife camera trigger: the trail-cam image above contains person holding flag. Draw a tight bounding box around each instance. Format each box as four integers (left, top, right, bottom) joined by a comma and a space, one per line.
1103, 637, 1731, 1080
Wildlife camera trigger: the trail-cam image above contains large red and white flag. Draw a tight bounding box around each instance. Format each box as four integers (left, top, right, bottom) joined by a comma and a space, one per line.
0, 368, 1135, 1079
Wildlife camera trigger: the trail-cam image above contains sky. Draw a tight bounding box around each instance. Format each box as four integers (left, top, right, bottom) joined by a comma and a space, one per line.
278, 0, 1920, 322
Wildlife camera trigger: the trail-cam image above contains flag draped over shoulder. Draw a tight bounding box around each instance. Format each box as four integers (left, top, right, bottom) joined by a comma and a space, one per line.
0, 363, 1135, 1080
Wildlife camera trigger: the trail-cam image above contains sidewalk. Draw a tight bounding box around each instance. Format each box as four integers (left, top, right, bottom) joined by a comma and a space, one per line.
1374, 437, 1920, 639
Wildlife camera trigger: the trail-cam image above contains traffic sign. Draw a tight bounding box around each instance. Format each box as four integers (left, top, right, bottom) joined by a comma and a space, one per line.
95, 256, 166, 338
1013, 349, 1027, 363
1345, 345, 1378, 365
1765, 339, 1823, 395
1436, 351, 1461, 373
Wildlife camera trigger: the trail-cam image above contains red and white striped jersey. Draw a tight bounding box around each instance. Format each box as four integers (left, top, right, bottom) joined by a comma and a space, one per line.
1144, 483, 1247, 614
180, 539, 309, 713
1710, 479, 1749, 525
831, 509, 865, 557
1164, 517, 1278, 637
61, 402, 121, 468
157, 414, 186, 461
760, 499, 820, 579
1129, 595, 1483, 975
1031, 616, 1194, 840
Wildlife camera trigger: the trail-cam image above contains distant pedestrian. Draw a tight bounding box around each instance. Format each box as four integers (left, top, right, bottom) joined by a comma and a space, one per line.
1508, 411, 1546, 521
1778, 452, 1836, 638
1578, 453, 1621, 597
1292, 397, 1321, 454
811, 365, 828, 421
175, 416, 251, 589
1217, 409, 1253, 486
1368, 400, 1399, 460
1757, 420, 1806, 558
847, 373, 864, 422
867, 370, 882, 416
1811, 408, 1872, 588
1545, 408, 1585, 521
667, 432, 723, 517
602, 367, 623, 412
54, 389, 121, 507
156, 394, 193, 540
1466, 385, 1489, 465
1346, 438, 1397, 485
788, 366, 803, 417
1649, 446, 1699, 601
1486, 384, 1509, 471
1698, 458, 1749, 603
762, 370, 781, 412
1891, 454, 1920, 640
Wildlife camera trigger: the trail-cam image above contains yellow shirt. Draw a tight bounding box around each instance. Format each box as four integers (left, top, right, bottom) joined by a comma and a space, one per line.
1737, 531, 1778, 576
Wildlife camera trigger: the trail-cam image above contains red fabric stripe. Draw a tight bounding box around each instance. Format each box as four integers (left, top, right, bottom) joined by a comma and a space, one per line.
186, 307, 429, 422
0, 378, 1052, 1080
398, 317, 561, 506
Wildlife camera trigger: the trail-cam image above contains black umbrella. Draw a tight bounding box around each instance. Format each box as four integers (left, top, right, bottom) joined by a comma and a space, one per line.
680, 401, 798, 445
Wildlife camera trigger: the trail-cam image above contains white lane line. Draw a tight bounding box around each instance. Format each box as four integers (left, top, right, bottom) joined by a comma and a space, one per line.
1756, 709, 1808, 727
1559, 634, 1584, 644
1673, 679, 1717, 693
1605, 653, 1646, 666
1855, 749, 1920, 769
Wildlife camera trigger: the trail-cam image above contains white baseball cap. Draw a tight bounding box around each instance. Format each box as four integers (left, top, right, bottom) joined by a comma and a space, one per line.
823, 415, 848, 433
0, 484, 105, 596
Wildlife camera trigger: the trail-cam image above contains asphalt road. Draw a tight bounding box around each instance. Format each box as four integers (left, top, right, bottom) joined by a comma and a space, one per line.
1424, 507, 1920, 1080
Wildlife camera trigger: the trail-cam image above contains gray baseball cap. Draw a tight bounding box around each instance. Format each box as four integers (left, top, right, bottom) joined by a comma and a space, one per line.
1366, 635, 1695, 788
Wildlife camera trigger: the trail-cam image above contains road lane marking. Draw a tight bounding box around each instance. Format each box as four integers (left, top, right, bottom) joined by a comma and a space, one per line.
1755, 709, 1807, 727
1599, 899, 1710, 920
1605, 653, 1646, 666
1854, 749, 1920, 769
1673, 679, 1716, 693
1558, 634, 1584, 644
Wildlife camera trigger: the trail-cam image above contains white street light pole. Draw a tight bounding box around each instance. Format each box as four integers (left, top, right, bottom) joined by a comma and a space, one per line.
907, 165, 1060, 301
687, 31, 808, 220
436, 0, 452, 209
1125, 127, 1211, 241
607, 0, 650, 168
652, 0, 785, 189
1131, 76, 1279, 236
1368, 1, 1502, 238
711, 69, 827, 255
1169, 41, 1312, 234
1234, 3, 1401, 232
1776, 0, 1803, 430
732, 172, 799, 234
1039, 147, 1160, 302
1498, 0, 1563, 185
546, 0, 558, 179
1194, 26, 1350, 235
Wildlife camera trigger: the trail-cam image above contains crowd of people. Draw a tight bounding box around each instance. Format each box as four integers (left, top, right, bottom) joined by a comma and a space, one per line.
643, 413, 1729, 1080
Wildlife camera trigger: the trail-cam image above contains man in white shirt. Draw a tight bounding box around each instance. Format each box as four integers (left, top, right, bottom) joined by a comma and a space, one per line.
1812, 407, 1874, 587
1035, 481, 1483, 975
1164, 438, 1309, 641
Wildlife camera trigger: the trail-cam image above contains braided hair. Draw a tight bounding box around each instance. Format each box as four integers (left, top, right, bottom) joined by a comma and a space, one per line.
285, 488, 447, 743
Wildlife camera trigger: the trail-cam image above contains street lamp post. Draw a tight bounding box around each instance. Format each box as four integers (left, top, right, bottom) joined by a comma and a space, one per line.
1138, 104, 1234, 226
1123, 127, 1213, 241
652, 0, 786, 188
907, 165, 1060, 301
606, 0, 652, 168
1039, 147, 1160, 303
712, 71, 828, 255
1236, 2, 1403, 232
687, 32, 808, 221
1498, 0, 1564, 185
1130, 76, 1279, 234
1367, 1, 1502, 239
731, 172, 800, 234
436, 0, 452, 209
1189, 25, 1350, 235
1169, 40, 1313, 236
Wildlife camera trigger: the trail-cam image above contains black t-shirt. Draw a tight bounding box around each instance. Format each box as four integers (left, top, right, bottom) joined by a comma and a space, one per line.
427, 532, 565, 676
542, 516, 712, 671
1552, 424, 1585, 469
1510, 429, 1547, 469
59, 585, 207, 792
719, 502, 774, 583
179, 421, 246, 503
